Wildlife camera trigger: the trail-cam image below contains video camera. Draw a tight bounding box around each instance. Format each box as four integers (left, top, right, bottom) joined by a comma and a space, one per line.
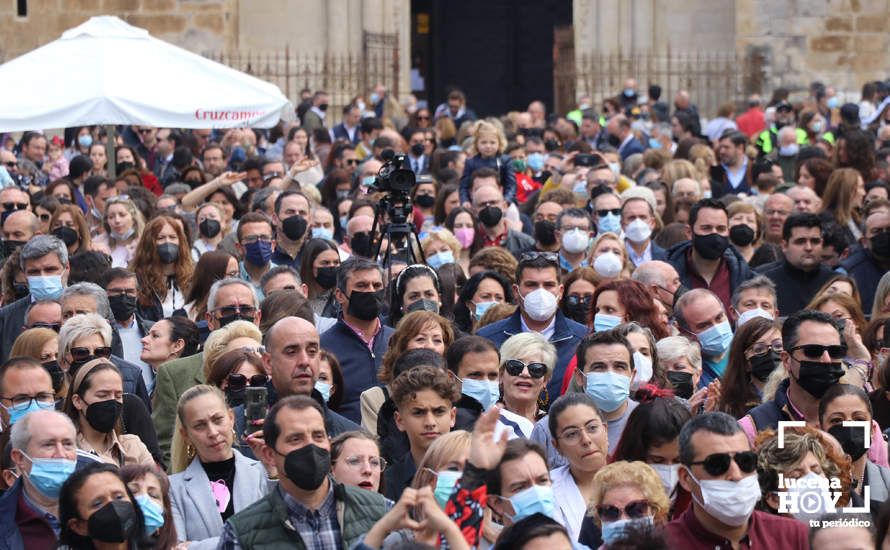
371, 149, 416, 194
365, 149, 423, 265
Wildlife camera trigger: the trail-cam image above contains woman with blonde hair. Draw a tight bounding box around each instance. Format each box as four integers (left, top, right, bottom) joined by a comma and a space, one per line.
590, 232, 633, 280
360, 310, 454, 434
201, 319, 263, 382
168, 385, 269, 548
10, 327, 63, 394
820, 167, 867, 246
420, 227, 462, 272
130, 215, 195, 321
726, 201, 765, 264
93, 196, 144, 267
589, 461, 671, 545
498, 332, 557, 436
662, 159, 700, 189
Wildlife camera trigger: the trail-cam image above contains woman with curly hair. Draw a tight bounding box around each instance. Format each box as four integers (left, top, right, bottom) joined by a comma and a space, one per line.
589, 460, 671, 545
592, 279, 669, 339
836, 128, 876, 183
820, 167, 867, 247
130, 215, 194, 321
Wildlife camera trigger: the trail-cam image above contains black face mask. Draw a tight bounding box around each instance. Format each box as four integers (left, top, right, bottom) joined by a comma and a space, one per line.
108, 294, 137, 322
478, 206, 503, 227
315, 266, 338, 290
87, 500, 138, 543
42, 360, 65, 393
414, 194, 435, 208
2, 239, 25, 258
406, 299, 439, 314
410, 143, 426, 157
544, 139, 561, 151
199, 218, 221, 239
116, 161, 136, 174
12, 282, 29, 300
729, 224, 755, 247
318, 103, 329, 112
828, 424, 868, 460
281, 215, 308, 241
794, 358, 844, 399
871, 231, 890, 260
84, 399, 123, 433
282, 444, 331, 490
749, 350, 781, 382
157, 242, 179, 264
534, 220, 557, 246
347, 289, 384, 321
606, 133, 621, 148
350, 231, 373, 258
667, 371, 694, 400
52, 226, 79, 247
692, 233, 729, 260
68, 356, 97, 380
563, 295, 592, 325
217, 313, 254, 328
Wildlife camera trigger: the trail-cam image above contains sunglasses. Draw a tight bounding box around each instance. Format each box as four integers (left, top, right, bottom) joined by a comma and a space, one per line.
3, 161, 16, 168
690, 451, 758, 476
214, 305, 257, 318
596, 500, 650, 522
2, 202, 27, 211
227, 373, 269, 391
345, 159, 360, 166
28, 322, 61, 333
596, 208, 621, 217
790, 344, 847, 360
70, 346, 113, 362
504, 359, 548, 379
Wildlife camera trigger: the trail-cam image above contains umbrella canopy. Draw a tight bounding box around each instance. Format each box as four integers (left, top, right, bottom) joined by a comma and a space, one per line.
0, 15, 295, 131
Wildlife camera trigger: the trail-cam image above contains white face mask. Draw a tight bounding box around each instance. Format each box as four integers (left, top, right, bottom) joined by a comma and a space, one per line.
561, 228, 590, 254
521, 288, 559, 322
593, 251, 623, 278
686, 468, 761, 526
624, 218, 652, 244
735, 307, 773, 328
631, 351, 652, 390
651, 463, 680, 498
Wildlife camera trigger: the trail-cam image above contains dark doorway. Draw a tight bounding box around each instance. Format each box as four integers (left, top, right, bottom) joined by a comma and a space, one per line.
411, 0, 572, 118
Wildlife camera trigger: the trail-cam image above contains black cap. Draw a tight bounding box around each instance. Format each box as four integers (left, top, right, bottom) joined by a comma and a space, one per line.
775, 101, 793, 112
840, 103, 860, 123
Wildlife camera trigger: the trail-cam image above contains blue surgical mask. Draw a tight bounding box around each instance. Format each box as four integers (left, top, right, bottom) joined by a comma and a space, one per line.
593, 313, 623, 333
426, 250, 454, 270
648, 138, 662, 149
583, 371, 630, 413
473, 300, 497, 321
111, 227, 135, 241
78, 134, 93, 149
361, 175, 376, 188
697, 320, 733, 357
244, 240, 273, 266
601, 517, 654, 545
527, 152, 545, 172
431, 470, 462, 508
507, 484, 556, 522
3, 399, 54, 427
22, 453, 76, 498
827, 97, 839, 110
597, 213, 622, 235
311, 227, 334, 241
135, 494, 165, 534
461, 378, 499, 410
26, 275, 64, 301
315, 381, 332, 403
572, 181, 588, 197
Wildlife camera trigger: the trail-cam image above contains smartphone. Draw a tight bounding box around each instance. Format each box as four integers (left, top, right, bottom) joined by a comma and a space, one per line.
245, 386, 268, 425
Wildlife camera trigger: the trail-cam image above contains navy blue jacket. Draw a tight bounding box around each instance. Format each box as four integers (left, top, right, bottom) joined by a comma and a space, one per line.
665, 239, 754, 313
841, 247, 888, 316
618, 136, 645, 161
320, 317, 395, 424
459, 153, 517, 205
331, 123, 360, 145
475, 309, 587, 401
0, 479, 51, 550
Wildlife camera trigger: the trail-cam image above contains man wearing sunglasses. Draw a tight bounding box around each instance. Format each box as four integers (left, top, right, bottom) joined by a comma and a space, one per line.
740, 310, 845, 443
674, 289, 734, 387
477, 252, 587, 402
0, 187, 30, 227
668, 412, 808, 549
1, 209, 39, 259
23, 300, 62, 333
153, 278, 260, 463
760, 213, 835, 314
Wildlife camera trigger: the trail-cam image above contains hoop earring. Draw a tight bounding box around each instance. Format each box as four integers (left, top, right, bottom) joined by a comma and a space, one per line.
186, 443, 196, 460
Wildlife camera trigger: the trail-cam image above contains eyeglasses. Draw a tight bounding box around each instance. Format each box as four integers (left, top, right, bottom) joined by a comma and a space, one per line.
0, 392, 55, 410
345, 159, 360, 166
213, 305, 257, 318
747, 339, 783, 356
790, 344, 847, 360
596, 208, 621, 217
241, 235, 273, 245
70, 346, 113, 362
2, 202, 27, 211
504, 359, 548, 379
340, 455, 387, 471
28, 322, 61, 333
558, 421, 602, 445
596, 500, 651, 522
689, 451, 758, 476
226, 373, 269, 391
519, 251, 558, 264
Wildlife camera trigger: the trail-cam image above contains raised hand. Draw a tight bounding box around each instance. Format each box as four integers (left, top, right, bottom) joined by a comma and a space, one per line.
217, 171, 246, 187
362, 488, 423, 548
468, 404, 508, 471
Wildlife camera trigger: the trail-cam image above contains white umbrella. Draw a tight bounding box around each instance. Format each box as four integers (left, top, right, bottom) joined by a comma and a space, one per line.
0, 15, 295, 131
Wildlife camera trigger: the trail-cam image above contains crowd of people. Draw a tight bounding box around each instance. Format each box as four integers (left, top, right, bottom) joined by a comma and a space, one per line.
0, 76, 890, 549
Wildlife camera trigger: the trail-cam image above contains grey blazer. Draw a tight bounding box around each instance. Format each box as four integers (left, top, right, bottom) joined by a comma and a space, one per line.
169, 449, 270, 549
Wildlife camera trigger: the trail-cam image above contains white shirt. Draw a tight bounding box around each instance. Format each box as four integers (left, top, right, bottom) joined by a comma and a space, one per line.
625, 239, 653, 267
496, 408, 535, 439
551, 465, 587, 543
520, 313, 556, 341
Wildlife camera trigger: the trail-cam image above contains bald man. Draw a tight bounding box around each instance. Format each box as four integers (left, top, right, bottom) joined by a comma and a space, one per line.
2, 210, 40, 256
786, 185, 822, 214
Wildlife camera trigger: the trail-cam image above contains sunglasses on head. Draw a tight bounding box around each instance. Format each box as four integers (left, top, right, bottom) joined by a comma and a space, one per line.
70, 346, 113, 362
790, 344, 847, 360
227, 373, 269, 391
690, 451, 758, 476
504, 359, 548, 379
596, 500, 650, 522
